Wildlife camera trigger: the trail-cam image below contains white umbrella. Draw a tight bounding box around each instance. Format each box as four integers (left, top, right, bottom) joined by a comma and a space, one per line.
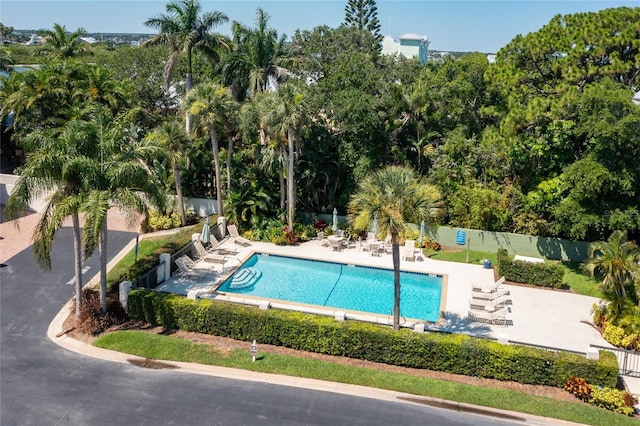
372, 216, 378, 235
200, 217, 211, 244
332, 208, 338, 232
419, 220, 425, 243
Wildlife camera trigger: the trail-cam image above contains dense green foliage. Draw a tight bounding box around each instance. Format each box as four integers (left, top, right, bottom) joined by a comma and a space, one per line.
127, 289, 619, 388
3, 7, 639, 244
497, 249, 564, 288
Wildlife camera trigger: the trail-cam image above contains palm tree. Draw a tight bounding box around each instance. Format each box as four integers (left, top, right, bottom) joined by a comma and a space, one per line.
5, 122, 100, 317
584, 230, 640, 315
221, 7, 292, 101
38, 23, 89, 59
145, 120, 190, 226
185, 82, 236, 216
81, 109, 165, 313
349, 166, 444, 330
0, 61, 69, 128
143, 0, 228, 126
264, 83, 310, 228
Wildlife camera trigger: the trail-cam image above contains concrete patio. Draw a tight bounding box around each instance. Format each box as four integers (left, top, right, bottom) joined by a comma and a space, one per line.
156, 237, 610, 355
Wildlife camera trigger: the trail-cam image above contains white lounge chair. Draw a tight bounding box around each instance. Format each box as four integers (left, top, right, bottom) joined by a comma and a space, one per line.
471, 287, 510, 300
227, 224, 252, 247
468, 306, 508, 325
469, 295, 509, 310
403, 239, 416, 261
174, 255, 212, 278
192, 240, 226, 264
209, 235, 238, 255
472, 276, 506, 293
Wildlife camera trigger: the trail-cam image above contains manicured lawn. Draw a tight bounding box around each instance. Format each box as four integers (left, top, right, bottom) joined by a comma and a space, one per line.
95, 331, 637, 426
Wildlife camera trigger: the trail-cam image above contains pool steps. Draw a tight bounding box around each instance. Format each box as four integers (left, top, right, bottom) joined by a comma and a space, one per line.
229, 267, 262, 289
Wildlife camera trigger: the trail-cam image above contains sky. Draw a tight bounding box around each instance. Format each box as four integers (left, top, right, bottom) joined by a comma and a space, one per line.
1, 0, 638, 53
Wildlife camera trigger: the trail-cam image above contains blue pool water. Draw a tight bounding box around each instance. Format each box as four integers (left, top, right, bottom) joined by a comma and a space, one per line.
217, 253, 442, 322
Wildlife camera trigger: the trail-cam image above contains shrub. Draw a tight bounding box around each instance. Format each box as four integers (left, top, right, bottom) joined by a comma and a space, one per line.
589, 387, 637, 416
497, 249, 564, 288
603, 324, 626, 347
621, 334, 640, 351
126, 289, 619, 389
564, 376, 592, 401
145, 210, 182, 232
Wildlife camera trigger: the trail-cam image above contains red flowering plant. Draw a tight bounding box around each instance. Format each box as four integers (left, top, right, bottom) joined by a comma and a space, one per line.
282, 225, 298, 245
313, 219, 327, 232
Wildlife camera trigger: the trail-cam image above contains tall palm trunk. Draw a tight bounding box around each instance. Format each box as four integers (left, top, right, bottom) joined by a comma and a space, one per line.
226, 138, 233, 194
279, 170, 286, 211
278, 145, 286, 211
391, 233, 401, 330
71, 212, 83, 317
99, 218, 108, 313
172, 158, 186, 226
286, 128, 295, 228
209, 127, 224, 216
185, 68, 193, 132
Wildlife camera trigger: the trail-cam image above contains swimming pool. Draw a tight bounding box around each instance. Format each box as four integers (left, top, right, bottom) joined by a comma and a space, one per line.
217, 253, 443, 322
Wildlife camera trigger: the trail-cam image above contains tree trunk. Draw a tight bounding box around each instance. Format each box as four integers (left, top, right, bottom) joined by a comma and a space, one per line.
185, 71, 193, 133
279, 170, 286, 211
72, 212, 83, 317
209, 128, 224, 216
226, 138, 233, 195
287, 128, 295, 228
99, 218, 108, 313
173, 158, 186, 226
392, 234, 401, 330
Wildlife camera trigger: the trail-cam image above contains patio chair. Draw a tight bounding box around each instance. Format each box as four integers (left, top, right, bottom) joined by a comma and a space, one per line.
471, 287, 510, 301
209, 234, 239, 255
403, 239, 416, 261
317, 231, 329, 246
469, 294, 509, 310
468, 306, 508, 325
192, 240, 226, 264
227, 224, 252, 247
340, 235, 356, 250
173, 255, 212, 278
472, 276, 505, 293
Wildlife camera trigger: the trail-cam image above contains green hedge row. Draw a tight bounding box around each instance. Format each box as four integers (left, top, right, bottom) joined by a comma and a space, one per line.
497, 249, 564, 288
127, 289, 618, 388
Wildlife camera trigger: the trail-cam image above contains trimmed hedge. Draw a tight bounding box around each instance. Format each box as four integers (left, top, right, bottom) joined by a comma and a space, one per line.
497, 249, 564, 288
128, 289, 619, 388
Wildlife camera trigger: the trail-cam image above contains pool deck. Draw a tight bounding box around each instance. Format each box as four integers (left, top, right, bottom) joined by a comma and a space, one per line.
156, 237, 611, 355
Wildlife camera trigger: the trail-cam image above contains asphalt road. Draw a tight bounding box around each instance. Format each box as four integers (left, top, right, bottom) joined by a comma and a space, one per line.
1, 227, 523, 425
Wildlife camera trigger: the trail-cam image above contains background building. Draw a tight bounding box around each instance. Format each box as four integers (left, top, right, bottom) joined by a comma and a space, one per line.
381, 33, 430, 63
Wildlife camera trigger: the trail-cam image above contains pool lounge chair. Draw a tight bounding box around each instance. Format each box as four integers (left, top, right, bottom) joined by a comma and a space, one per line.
192, 240, 226, 264
174, 255, 214, 278
471, 286, 510, 300
209, 235, 239, 255
227, 224, 252, 247
403, 239, 416, 261
469, 294, 509, 310
471, 276, 506, 293
468, 306, 508, 325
